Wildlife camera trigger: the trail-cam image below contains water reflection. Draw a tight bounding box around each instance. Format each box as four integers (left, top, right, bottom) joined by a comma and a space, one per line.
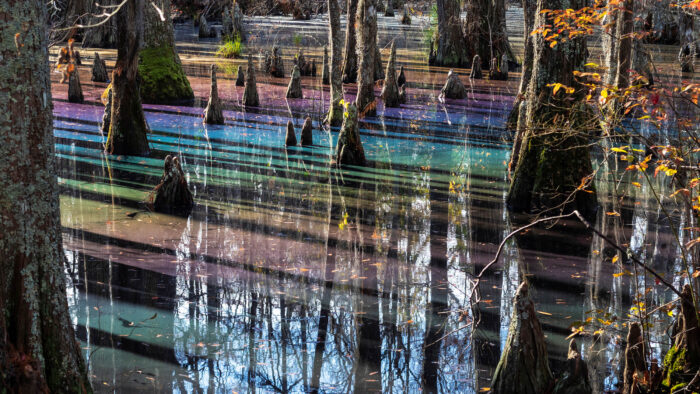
57, 54, 677, 394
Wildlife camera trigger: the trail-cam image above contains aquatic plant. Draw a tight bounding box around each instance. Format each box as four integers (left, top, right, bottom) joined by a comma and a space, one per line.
216, 34, 244, 59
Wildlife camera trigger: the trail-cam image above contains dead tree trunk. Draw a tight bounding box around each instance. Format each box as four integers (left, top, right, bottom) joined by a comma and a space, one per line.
430, 0, 469, 66
506, 0, 598, 219
355, 0, 378, 117
105, 0, 150, 156
342, 0, 359, 83
140, 0, 194, 104
0, 1, 92, 391
464, 0, 515, 69
328, 0, 345, 126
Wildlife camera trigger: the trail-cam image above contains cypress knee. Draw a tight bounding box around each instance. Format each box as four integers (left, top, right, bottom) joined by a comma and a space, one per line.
397, 65, 406, 87
440, 69, 467, 99
243, 55, 259, 108
91, 52, 109, 82
153, 155, 194, 214
68, 67, 84, 103
285, 121, 297, 146
204, 64, 224, 125
286, 64, 303, 99
235, 65, 245, 86
381, 41, 400, 107
335, 103, 366, 166
300, 117, 313, 146
469, 55, 482, 79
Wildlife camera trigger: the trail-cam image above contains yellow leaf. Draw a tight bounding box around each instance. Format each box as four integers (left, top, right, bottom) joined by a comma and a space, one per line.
601, 88, 609, 99
611, 147, 627, 153
631, 182, 641, 187
612, 255, 619, 263
549, 40, 558, 48
613, 272, 624, 277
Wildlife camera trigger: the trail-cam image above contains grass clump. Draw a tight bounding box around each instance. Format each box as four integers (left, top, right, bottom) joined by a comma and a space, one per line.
217, 34, 244, 59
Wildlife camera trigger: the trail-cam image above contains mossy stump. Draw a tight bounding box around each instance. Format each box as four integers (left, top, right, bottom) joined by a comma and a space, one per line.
491, 282, 553, 394
204, 65, 224, 125
662, 285, 700, 391
91, 52, 109, 82
440, 70, 467, 99
285, 121, 297, 146
623, 322, 647, 394
101, 87, 112, 136
152, 155, 194, 215
243, 55, 260, 108
381, 41, 400, 108
300, 117, 313, 146
335, 104, 366, 166
138, 45, 194, 104
286, 64, 303, 99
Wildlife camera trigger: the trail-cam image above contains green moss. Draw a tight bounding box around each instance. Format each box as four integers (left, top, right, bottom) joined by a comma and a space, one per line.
138, 44, 194, 104
662, 346, 687, 389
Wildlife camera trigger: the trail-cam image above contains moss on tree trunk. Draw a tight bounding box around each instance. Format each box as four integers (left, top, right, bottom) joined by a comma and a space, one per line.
0, 1, 92, 391
139, 0, 194, 104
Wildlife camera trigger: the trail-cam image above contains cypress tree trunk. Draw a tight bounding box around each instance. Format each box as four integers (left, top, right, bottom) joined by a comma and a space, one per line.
82, 0, 117, 48
342, 0, 359, 83
140, 0, 194, 104
464, 0, 515, 68
507, 0, 536, 129
0, 1, 92, 392
614, 0, 634, 90
355, 0, 378, 117
105, 0, 150, 156
430, 0, 468, 66
507, 0, 536, 174
328, 0, 345, 126
507, 0, 598, 219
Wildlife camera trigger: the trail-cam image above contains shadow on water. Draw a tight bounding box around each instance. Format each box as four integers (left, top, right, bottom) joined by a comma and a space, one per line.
55, 24, 682, 392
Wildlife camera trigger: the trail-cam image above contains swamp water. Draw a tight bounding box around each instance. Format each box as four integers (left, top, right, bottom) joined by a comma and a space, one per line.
52, 12, 684, 394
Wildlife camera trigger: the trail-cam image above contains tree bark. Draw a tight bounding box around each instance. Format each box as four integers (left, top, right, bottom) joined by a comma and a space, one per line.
342, 0, 359, 83
507, 0, 536, 129
491, 282, 553, 394
464, 0, 515, 68
507, 0, 598, 218
82, 0, 117, 48
140, 0, 194, 104
0, 1, 92, 392
355, 0, 378, 117
431, 0, 469, 66
614, 0, 634, 89
105, 0, 150, 156
328, 0, 345, 126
